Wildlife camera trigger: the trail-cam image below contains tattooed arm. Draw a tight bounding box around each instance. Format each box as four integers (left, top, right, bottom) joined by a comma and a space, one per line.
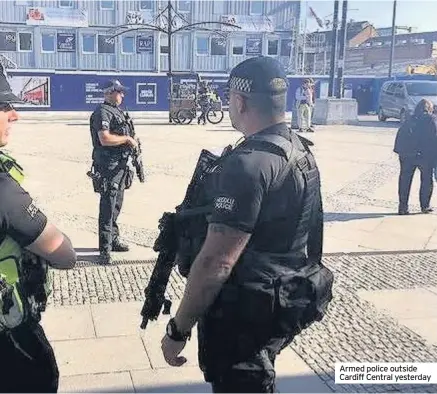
173, 154, 268, 333
173, 223, 251, 333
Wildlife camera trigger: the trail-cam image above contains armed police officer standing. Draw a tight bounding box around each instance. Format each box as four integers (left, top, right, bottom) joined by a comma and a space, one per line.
161, 57, 333, 392
89, 80, 137, 263
0, 65, 77, 392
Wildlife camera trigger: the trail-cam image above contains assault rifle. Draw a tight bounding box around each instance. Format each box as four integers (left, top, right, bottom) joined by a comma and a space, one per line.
140, 148, 221, 330
124, 110, 145, 183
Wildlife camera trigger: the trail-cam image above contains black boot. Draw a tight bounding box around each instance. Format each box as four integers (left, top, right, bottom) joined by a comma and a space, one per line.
112, 239, 130, 252
99, 250, 112, 264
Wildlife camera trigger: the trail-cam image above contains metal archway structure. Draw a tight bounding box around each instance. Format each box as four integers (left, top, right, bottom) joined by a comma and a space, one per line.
110, 0, 240, 123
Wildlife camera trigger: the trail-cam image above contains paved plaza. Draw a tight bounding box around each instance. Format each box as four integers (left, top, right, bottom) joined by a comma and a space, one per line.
6, 112, 437, 392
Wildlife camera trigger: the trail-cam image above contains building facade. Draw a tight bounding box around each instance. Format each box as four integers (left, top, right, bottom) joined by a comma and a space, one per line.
0, 0, 300, 73
296, 21, 378, 74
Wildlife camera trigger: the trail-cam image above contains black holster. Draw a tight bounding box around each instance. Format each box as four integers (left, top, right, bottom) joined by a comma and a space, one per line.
209, 262, 333, 337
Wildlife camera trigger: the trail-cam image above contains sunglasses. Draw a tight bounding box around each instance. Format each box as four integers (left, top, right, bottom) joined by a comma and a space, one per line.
0, 103, 15, 112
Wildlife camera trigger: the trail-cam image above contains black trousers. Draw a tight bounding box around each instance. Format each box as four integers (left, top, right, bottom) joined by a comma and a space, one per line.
98, 161, 127, 252
198, 314, 293, 393
198, 102, 210, 124
398, 157, 434, 211
0, 323, 59, 392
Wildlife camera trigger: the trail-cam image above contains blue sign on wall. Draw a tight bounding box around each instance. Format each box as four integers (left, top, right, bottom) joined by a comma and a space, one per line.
136, 83, 157, 104
137, 36, 154, 53
246, 37, 262, 56
57, 33, 76, 52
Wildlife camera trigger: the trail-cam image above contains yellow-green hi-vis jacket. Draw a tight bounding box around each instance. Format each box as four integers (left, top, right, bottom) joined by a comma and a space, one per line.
0, 151, 51, 331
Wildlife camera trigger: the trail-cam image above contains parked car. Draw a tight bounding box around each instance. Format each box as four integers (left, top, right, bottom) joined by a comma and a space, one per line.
378, 80, 437, 123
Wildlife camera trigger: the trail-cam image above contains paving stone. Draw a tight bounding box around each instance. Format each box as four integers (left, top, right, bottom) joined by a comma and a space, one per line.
59, 372, 134, 393
52, 336, 151, 376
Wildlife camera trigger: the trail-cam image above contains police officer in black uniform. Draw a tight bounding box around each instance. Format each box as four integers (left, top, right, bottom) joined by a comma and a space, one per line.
89, 80, 136, 262
0, 64, 77, 392
161, 57, 332, 392
197, 80, 211, 125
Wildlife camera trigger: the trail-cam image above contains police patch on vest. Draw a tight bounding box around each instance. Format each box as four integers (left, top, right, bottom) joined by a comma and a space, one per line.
102, 120, 110, 129
214, 196, 235, 212
26, 200, 40, 219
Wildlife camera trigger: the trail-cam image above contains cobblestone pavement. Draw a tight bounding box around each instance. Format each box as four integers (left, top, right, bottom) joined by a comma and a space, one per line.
13, 120, 437, 392
48, 250, 437, 393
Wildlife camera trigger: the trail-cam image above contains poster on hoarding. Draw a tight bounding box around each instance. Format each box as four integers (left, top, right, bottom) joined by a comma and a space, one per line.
85, 82, 104, 105
8, 76, 50, 107
136, 83, 157, 105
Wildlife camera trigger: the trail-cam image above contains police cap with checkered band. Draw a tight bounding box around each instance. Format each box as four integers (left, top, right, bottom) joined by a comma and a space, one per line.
227, 56, 288, 96
103, 79, 129, 94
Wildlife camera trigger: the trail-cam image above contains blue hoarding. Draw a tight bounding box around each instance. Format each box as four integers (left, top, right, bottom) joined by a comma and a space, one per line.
6, 70, 404, 113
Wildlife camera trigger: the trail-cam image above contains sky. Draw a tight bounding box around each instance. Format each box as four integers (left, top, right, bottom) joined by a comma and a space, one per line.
304, 1, 437, 33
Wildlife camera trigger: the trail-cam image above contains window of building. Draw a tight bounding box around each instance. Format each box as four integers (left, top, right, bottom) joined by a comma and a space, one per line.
211, 36, 226, 55
267, 38, 278, 56
160, 34, 168, 54
100, 0, 114, 10
213, 0, 225, 14
0, 32, 17, 51
231, 38, 244, 55
59, 0, 73, 7
15, 0, 32, 5
98, 34, 115, 53
280, 39, 292, 56
249, 1, 263, 15
82, 34, 96, 53
178, 0, 191, 13
196, 36, 209, 55
41, 33, 55, 52
18, 32, 32, 51
122, 36, 135, 54
139, 0, 152, 10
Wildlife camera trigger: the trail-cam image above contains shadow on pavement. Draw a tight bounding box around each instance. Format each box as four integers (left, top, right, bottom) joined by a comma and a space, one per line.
324, 212, 398, 222
75, 251, 112, 266
66, 121, 177, 127
355, 119, 400, 129
75, 247, 99, 253
75, 373, 332, 393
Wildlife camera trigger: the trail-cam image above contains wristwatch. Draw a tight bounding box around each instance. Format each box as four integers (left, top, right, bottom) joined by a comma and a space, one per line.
166, 318, 191, 342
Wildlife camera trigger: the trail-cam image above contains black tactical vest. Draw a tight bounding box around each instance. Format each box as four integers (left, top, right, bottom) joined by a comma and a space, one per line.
176, 129, 333, 336
176, 129, 321, 274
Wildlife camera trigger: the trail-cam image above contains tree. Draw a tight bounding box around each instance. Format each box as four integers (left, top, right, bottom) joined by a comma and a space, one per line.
110, 0, 240, 122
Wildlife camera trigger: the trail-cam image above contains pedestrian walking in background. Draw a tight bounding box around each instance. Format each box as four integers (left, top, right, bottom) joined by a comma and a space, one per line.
394, 98, 437, 215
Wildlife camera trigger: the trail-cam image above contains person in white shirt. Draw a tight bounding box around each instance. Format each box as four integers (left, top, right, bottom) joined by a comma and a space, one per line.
295, 79, 315, 132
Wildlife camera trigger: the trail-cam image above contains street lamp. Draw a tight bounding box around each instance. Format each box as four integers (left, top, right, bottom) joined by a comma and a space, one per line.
110, 0, 240, 122
388, 0, 397, 78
